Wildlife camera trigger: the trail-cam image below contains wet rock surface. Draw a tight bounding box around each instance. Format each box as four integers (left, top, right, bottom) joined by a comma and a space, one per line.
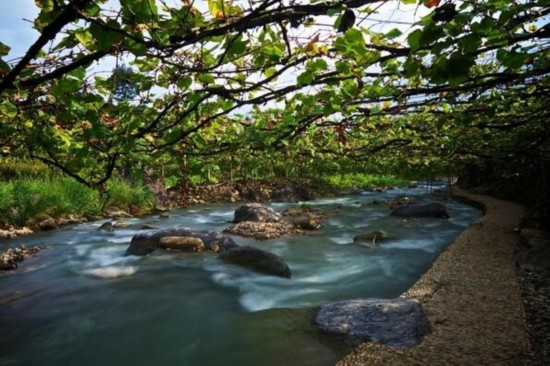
217, 245, 291, 278
225, 206, 326, 239
353, 230, 388, 246
0, 246, 42, 271
126, 227, 238, 256
316, 298, 430, 348
0, 226, 33, 239
233, 203, 282, 223
224, 221, 298, 240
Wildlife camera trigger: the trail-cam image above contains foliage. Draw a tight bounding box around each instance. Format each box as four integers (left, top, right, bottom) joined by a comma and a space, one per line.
0, 0, 548, 188
322, 174, 410, 189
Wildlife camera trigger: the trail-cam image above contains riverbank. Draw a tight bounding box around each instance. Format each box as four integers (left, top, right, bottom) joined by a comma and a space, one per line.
0, 177, 408, 241
337, 187, 530, 365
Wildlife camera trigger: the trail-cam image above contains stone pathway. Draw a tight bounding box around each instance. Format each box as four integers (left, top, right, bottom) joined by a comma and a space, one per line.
337, 188, 529, 365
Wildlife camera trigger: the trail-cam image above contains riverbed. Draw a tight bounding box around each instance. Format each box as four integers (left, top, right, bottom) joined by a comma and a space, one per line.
0, 184, 481, 366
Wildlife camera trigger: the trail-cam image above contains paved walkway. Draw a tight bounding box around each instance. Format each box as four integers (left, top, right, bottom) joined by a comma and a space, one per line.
337, 188, 529, 365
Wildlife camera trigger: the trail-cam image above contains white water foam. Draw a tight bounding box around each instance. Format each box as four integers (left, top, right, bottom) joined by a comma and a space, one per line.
83, 266, 137, 279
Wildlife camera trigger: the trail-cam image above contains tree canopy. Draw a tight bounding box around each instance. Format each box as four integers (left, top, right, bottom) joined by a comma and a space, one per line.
0, 0, 549, 188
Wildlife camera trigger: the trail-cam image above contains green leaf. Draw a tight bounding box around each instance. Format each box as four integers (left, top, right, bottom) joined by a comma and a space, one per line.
34, 0, 54, 11
459, 34, 482, 54
306, 59, 328, 73
335, 61, 351, 74
225, 37, 248, 60
50, 77, 81, 95
0, 42, 10, 57
264, 67, 277, 78
198, 73, 215, 85
297, 71, 314, 87
125, 39, 147, 56
176, 76, 193, 90
263, 45, 283, 59
407, 29, 422, 51
342, 80, 359, 97
384, 28, 403, 40
75, 29, 95, 50
0, 59, 10, 74
90, 21, 124, 51
401, 0, 416, 4
0, 101, 17, 118
121, 0, 158, 21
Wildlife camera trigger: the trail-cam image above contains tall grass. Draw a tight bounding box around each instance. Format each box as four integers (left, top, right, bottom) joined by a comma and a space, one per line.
322, 173, 409, 189
0, 177, 155, 227
106, 179, 155, 214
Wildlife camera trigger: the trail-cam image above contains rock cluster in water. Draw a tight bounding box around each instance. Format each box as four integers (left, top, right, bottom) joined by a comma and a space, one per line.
0, 246, 42, 271
316, 298, 430, 348
126, 227, 291, 278
224, 203, 325, 240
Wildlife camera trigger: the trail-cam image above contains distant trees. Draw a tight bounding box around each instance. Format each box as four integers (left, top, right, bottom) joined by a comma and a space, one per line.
111, 64, 137, 102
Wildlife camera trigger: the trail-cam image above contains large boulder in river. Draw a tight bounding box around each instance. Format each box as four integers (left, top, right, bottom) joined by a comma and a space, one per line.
316, 298, 430, 348
218, 246, 291, 278
234, 203, 281, 223
391, 202, 450, 219
126, 227, 238, 256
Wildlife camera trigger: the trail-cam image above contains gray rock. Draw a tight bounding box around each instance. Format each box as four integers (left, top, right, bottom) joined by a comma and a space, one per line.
218, 246, 291, 278
353, 230, 388, 244
271, 185, 314, 202
234, 203, 281, 223
391, 202, 450, 219
104, 206, 132, 218
125, 227, 238, 256
316, 298, 430, 348
97, 221, 114, 232
38, 217, 58, 231
270, 186, 296, 202
292, 216, 320, 230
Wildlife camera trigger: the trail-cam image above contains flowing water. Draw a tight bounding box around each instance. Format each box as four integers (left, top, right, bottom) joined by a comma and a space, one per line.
0, 184, 481, 366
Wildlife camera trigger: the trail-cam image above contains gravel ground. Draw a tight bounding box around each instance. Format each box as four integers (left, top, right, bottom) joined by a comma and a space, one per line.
517, 265, 550, 364
336, 188, 530, 365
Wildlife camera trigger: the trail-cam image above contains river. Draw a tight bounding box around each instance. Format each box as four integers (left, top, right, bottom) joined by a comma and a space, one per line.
0, 183, 481, 366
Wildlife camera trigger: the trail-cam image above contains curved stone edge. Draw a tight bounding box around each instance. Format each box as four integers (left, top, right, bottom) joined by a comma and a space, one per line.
336, 186, 530, 365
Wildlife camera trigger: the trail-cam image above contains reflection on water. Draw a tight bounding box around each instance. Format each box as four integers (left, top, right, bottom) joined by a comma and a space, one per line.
0, 184, 481, 366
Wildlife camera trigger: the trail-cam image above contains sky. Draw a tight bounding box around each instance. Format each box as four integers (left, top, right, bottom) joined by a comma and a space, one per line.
0, 0, 40, 61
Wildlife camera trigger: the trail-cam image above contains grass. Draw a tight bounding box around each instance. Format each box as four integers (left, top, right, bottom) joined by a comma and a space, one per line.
0, 177, 155, 227
321, 173, 410, 189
